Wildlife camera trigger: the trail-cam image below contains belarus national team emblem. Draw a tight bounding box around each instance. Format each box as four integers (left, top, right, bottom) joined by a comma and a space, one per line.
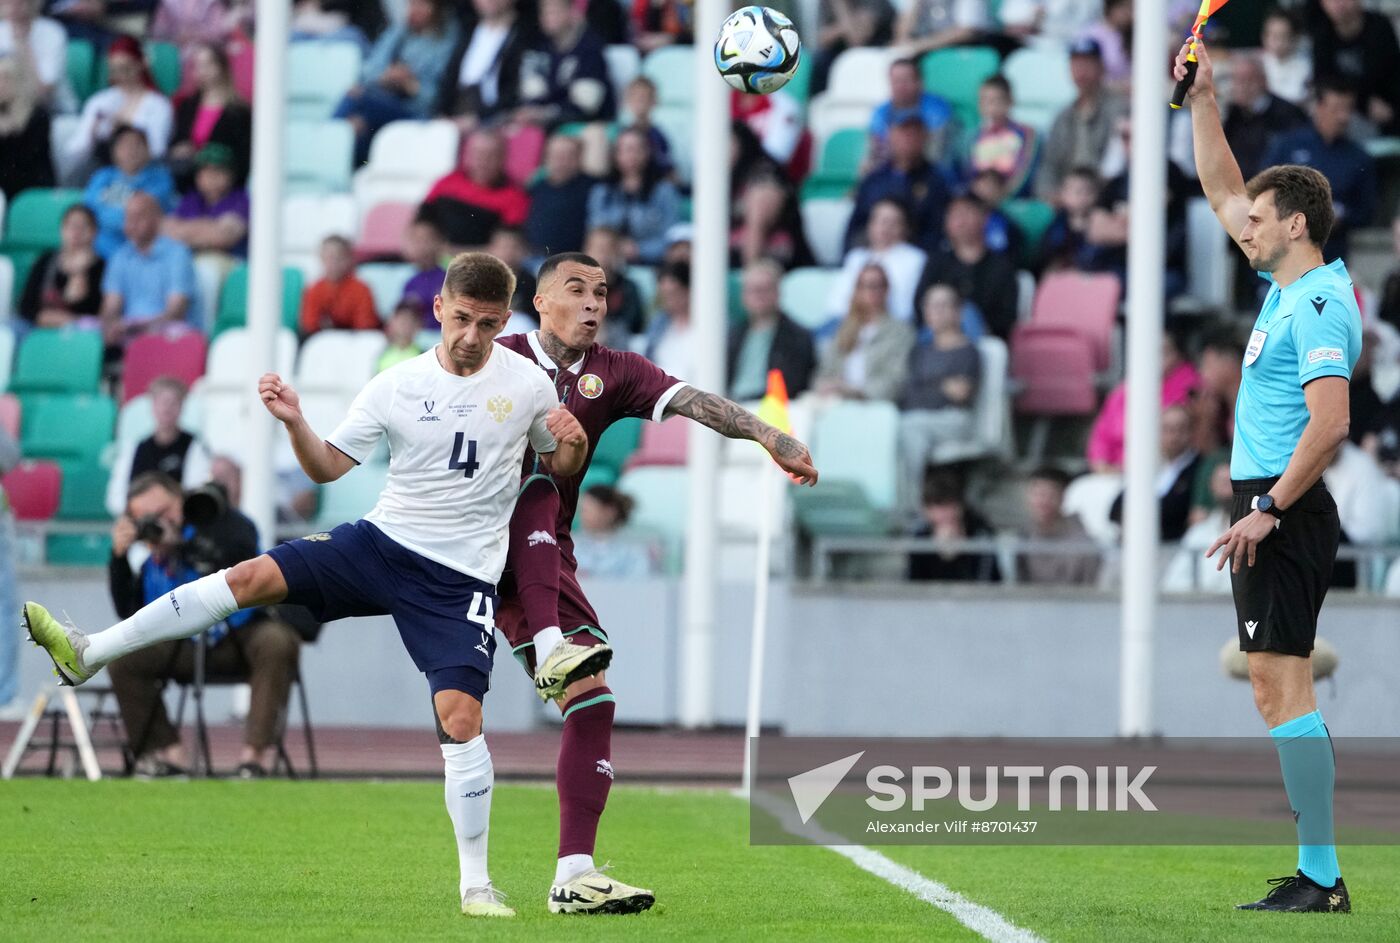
1244, 329, 1268, 367
578, 374, 605, 399
487, 395, 513, 422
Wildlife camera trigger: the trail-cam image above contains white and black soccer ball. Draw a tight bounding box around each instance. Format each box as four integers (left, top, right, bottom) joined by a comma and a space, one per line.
713, 5, 801, 95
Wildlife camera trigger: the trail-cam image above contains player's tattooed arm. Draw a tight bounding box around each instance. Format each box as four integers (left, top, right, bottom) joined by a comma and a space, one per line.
665, 387, 819, 485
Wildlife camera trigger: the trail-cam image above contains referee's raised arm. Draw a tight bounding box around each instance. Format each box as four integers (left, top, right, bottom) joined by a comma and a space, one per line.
1174, 39, 1250, 248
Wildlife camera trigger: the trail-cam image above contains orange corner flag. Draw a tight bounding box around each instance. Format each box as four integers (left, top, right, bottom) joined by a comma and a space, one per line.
756, 369, 792, 435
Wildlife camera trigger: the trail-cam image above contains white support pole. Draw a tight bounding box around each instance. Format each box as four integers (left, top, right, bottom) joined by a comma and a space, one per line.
741, 464, 776, 794
242, 0, 290, 544
679, 8, 730, 728
1119, 0, 1168, 737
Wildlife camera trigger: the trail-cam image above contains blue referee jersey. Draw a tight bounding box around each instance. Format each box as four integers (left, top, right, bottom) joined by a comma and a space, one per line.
1232, 259, 1362, 479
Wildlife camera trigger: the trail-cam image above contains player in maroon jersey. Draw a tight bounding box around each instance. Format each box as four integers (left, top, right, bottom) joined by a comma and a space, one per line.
494, 252, 818, 913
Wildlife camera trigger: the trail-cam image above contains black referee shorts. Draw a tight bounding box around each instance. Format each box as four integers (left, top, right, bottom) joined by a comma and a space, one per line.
1229, 477, 1340, 657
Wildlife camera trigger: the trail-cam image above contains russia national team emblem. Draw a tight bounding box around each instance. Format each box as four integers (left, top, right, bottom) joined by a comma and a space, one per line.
305, 532, 332, 542
578, 374, 605, 399
487, 395, 513, 422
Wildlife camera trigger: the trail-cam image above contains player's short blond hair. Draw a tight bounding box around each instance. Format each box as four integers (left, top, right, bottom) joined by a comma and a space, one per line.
442, 252, 516, 306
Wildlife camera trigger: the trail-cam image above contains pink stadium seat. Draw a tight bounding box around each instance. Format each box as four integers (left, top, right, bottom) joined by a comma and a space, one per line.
1030, 271, 1121, 372
626, 416, 689, 468
3, 460, 62, 520
355, 202, 417, 262
121, 331, 209, 403
1010, 325, 1098, 416
504, 124, 545, 187
0, 393, 19, 440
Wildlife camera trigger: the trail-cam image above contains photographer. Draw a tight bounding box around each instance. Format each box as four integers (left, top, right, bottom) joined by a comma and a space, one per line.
107, 472, 300, 779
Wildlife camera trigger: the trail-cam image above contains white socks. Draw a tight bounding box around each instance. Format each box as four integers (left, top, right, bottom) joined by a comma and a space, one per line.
533, 626, 564, 665
84, 570, 239, 668
442, 735, 494, 897
555, 853, 594, 885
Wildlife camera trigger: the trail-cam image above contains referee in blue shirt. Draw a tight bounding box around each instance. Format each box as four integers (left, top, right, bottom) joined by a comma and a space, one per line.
1176, 40, 1362, 914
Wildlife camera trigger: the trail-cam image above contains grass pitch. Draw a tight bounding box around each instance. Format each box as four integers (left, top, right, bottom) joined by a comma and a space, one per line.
2, 780, 1397, 942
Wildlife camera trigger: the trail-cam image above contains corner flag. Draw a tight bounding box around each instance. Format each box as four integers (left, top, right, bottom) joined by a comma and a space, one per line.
755, 369, 792, 435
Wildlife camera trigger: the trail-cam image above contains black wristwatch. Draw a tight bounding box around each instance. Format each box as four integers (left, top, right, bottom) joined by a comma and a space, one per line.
1251, 494, 1285, 520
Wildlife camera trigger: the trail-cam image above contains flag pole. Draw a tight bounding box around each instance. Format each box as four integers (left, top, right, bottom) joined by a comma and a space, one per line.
741, 457, 776, 796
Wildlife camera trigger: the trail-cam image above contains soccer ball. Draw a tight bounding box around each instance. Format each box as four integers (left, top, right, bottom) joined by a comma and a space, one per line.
714, 5, 802, 95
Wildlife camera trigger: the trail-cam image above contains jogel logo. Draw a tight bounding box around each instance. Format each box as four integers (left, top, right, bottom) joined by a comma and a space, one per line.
487, 395, 513, 422
578, 374, 605, 399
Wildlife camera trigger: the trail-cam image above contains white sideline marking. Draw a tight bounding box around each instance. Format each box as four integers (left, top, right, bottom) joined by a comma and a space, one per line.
752, 792, 1048, 943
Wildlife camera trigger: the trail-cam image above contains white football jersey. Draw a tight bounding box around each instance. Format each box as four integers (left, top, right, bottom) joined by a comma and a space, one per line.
325, 345, 559, 582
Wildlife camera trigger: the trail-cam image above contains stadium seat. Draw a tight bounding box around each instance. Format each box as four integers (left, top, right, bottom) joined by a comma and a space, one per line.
627, 266, 657, 313
10, 328, 102, 395
313, 462, 389, 528
146, 42, 181, 96
616, 465, 689, 539
1004, 46, 1075, 134
807, 47, 894, 144
800, 198, 855, 267
791, 479, 887, 536
352, 120, 461, 209
358, 263, 415, 319
121, 331, 208, 403
0, 255, 11, 318
591, 417, 642, 478
3, 249, 37, 312
20, 393, 116, 462
920, 46, 1001, 129
810, 399, 899, 511
197, 388, 262, 457
0, 392, 19, 439
650, 105, 694, 181
641, 45, 695, 105
191, 254, 227, 334
1016, 270, 1035, 323
0, 325, 13, 392
296, 330, 386, 394
927, 336, 1011, 465
1010, 326, 1097, 415
2, 459, 62, 520
604, 44, 641, 103
626, 416, 688, 468
45, 532, 113, 565
0, 189, 83, 252
355, 202, 417, 262
66, 39, 97, 104
1063, 472, 1124, 545
801, 129, 866, 200
56, 460, 110, 520
282, 193, 358, 256
1186, 197, 1230, 307
0, 192, 6, 250
780, 267, 840, 331
203, 327, 298, 389
505, 124, 546, 187
1001, 199, 1055, 267
287, 41, 363, 121
1029, 270, 1121, 372
717, 464, 787, 539
215, 266, 306, 335
285, 120, 355, 193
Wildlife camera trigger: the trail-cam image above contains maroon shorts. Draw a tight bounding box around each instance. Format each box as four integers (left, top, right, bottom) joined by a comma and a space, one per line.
497, 554, 607, 676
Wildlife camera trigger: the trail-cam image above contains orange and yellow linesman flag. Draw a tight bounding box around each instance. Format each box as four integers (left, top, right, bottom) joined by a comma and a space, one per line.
755, 369, 792, 435
1170, 0, 1231, 109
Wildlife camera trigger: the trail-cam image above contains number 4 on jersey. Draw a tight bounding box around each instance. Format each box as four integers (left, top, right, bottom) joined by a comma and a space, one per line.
448, 433, 480, 478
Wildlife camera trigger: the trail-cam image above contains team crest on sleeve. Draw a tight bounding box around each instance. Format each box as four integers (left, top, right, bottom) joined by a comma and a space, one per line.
578, 374, 605, 399
304, 532, 332, 542
487, 395, 513, 422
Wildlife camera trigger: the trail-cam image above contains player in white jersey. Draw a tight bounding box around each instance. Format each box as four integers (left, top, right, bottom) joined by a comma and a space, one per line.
24, 253, 588, 918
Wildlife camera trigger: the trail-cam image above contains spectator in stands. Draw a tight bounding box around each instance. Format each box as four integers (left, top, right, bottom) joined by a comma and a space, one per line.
1080, 0, 1132, 90
964, 75, 1037, 199
378, 302, 424, 372
1109, 403, 1199, 542
845, 113, 951, 253
526, 133, 594, 257
167, 43, 251, 192
917, 194, 1018, 340
998, 0, 1100, 46
100, 192, 199, 345
436, 0, 530, 133
1348, 326, 1400, 478
1036, 37, 1123, 202
107, 472, 301, 778
65, 37, 174, 180
732, 85, 808, 179
0, 52, 54, 198
727, 258, 817, 401
1263, 78, 1377, 262
514, 0, 614, 131
0, 0, 73, 113
163, 142, 249, 260
1325, 440, 1400, 546
1222, 53, 1307, 182
1018, 466, 1100, 586
620, 75, 672, 176
335, 0, 460, 164
631, 0, 691, 53
421, 128, 531, 249
485, 225, 539, 324
299, 234, 378, 335
895, 0, 989, 58
729, 121, 812, 269
831, 197, 927, 323
810, 0, 896, 96
907, 471, 1000, 582
816, 262, 914, 401
643, 260, 691, 379
587, 125, 681, 265
967, 168, 1021, 259
1308, 0, 1400, 135
1260, 8, 1310, 106
583, 225, 647, 345
290, 0, 379, 51
150, 0, 236, 88
870, 57, 955, 165
39, 0, 113, 48
1379, 216, 1400, 333
19, 203, 104, 326
1162, 461, 1233, 594
399, 215, 447, 323
1036, 165, 1099, 274
896, 282, 980, 512
84, 124, 176, 258
1087, 331, 1198, 473
104, 375, 212, 517
574, 484, 657, 578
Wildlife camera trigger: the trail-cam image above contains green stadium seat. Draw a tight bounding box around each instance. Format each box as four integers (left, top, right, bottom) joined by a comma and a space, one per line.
4, 248, 39, 310
811, 399, 899, 511
20, 393, 116, 463
215, 265, 306, 335
780, 267, 840, 331
920, 46, 1001, 129
641, 45, 695, 105
1, 189, 84, 252
615, 465, 688, 539
1001, 198, 1056, 266
66, 39, 98, 104
56, 461, 110, 520
9, 328, 103, 395
590, 418, 642, 479
792, 480, 888, 536
727, 269, 744, 326
801, 128, 866, 199
287, 41, 363, 121
783, 51, 813, 107
285, 120, 355, 193
46, 532, 113, 566
313, 462, 389, 529
146, 42, 182, 97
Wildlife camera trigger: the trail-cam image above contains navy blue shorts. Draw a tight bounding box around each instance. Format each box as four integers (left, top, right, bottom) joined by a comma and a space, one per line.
267, 520, 497, 697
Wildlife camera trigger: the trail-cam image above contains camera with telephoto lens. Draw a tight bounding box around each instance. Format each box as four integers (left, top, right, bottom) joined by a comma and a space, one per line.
133, 483, 231, 574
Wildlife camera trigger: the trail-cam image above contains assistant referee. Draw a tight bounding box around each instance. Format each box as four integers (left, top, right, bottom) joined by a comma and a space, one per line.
1176, 40, 1362, 914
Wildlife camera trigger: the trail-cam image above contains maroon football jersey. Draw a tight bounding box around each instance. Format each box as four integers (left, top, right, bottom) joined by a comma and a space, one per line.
497, 331, 687, 535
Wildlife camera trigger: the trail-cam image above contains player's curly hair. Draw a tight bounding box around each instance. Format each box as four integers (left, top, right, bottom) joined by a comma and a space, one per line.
442, 252, 516, 306
1245, 164, 1334, 249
